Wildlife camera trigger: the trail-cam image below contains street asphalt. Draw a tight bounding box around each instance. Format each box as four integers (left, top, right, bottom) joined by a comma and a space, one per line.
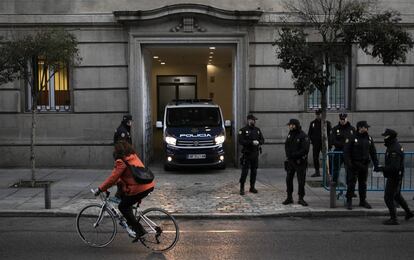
0, 166, 413, 219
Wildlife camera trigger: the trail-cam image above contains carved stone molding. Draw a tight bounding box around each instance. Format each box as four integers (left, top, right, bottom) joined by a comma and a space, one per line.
170, 16, 207, 33
114, 3, 262, 24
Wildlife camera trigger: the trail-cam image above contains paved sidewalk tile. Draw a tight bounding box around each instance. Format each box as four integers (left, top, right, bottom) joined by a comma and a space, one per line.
0, 167, 413, 217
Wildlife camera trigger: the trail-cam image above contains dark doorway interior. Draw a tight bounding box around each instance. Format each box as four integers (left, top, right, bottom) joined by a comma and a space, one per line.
157, 75, 197, 121
148, 45, 234, 167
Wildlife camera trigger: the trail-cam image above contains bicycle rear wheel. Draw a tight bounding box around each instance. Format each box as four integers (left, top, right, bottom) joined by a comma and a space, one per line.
138, 207, 179, 252
76, 204, 117, 248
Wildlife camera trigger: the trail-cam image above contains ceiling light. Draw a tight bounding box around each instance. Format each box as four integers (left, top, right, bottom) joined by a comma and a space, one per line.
153, 56, 159, 59
210, 52, 214, 54
209, 47, 216, 50
209, 56, 213, 59
161, 62, 165, 65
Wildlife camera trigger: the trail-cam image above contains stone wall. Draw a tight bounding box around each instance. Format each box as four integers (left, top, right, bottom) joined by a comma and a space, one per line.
0, 1, 413, 167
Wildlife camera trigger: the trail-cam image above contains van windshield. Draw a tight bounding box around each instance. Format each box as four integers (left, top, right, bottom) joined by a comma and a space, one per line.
166, 107, 222, 127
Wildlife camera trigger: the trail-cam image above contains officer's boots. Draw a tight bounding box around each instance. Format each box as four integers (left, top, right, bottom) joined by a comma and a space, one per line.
359, 200, 372, 209
240, 183, 245, 195
346, 198, 352, 210
383, 218, 399, 225
249, 184, 258, 194
405, 211, 414, 220
282, 194, 293, 205
298, 196, 308, 206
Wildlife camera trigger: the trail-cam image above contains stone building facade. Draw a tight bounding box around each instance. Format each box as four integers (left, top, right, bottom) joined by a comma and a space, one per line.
0, 0, 413, 168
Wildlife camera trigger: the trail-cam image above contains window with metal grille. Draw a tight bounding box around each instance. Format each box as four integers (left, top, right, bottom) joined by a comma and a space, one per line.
308, 62, 348, 110
27, 58, 71, 112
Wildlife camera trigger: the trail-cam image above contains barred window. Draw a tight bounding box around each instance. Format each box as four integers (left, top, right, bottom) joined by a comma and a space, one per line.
27, 58, 71, 112
308, 62, 348, 111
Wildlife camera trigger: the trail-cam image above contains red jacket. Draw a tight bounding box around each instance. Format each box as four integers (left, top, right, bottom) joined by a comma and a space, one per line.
99, 154, 155, 196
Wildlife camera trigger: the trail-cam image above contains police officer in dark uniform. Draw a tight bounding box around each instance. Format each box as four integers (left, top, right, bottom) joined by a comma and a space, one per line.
308, 108, 331, 177
114, 114, 132, 144
113, 114, 133, 199
344, 121, 379, 210
238, 114, 265, 195
283, 119, 310, 206
377, 129, 413, 225
329, 113, 355, 184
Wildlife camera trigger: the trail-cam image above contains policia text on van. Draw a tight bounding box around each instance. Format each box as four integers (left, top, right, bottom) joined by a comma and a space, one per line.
156, 99, 230, 170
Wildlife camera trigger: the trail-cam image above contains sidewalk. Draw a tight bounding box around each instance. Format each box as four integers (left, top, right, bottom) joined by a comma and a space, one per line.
0, 166, 413, 218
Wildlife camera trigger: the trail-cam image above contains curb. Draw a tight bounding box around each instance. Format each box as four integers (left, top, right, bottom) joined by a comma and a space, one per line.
0, 209, 393, 219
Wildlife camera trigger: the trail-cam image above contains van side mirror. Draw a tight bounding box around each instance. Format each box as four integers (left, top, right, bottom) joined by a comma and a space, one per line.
224, 120, 232, 128
156, 121, 163, 128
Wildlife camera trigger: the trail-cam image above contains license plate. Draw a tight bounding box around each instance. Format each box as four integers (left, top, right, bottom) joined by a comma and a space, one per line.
187, 154, 206, 159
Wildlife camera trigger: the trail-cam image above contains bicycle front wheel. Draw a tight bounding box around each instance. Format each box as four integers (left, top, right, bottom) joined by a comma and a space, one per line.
138, 207, 179, 252
76, 204, 117, 248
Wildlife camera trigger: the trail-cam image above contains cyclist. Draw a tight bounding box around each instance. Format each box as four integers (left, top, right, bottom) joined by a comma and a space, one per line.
94, 141, 155, 242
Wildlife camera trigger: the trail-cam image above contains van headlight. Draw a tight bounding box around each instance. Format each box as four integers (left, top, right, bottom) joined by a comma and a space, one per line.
215, 135, 225, 145
165, 136, 177, 146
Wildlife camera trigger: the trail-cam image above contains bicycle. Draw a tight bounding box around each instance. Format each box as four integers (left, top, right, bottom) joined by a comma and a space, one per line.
76, 189, 179, 252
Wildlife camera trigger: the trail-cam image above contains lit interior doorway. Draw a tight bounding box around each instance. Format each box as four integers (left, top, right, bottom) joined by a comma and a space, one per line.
147, 45, 235, 167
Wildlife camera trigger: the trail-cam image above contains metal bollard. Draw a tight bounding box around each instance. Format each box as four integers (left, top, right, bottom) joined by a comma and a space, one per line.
44, 183, 51, 209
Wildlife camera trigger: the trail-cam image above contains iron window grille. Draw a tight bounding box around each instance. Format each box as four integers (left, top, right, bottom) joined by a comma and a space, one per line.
308, 62, 348, 111
27, 58, 71, 112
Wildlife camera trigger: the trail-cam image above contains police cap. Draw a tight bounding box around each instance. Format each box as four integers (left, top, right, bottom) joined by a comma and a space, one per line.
382, 128, 397, 139
356, 120, 370, 129
247, 114, 258, 120
315, 108, 322, 115
123, 114, 132, 121
287, 118, 301, 127
339, 113, 347, 120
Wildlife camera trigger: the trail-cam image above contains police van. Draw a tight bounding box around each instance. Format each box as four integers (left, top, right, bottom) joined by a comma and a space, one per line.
156, 99, 230, 170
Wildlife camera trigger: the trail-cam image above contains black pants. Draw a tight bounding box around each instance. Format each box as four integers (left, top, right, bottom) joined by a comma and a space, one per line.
118, 187, 154, 233
384, 177, 411, 219
330, 152, 344, 183
240, 156, 258, 187
346, 162, 368, 201
286, 160, 307, 198
312, 144, 321, 173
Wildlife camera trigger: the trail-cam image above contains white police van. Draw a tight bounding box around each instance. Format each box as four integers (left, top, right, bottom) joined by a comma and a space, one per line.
156, 99, 230, 170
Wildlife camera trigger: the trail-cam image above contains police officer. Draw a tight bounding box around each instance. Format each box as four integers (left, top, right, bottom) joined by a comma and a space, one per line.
238, 114, 265, 195
308, 108, 331, 177
344, 121, 379, 210
329, 113, 355, 184
114, 114, 132, 144
283, 119, 310, 206
378, 129, 413, 225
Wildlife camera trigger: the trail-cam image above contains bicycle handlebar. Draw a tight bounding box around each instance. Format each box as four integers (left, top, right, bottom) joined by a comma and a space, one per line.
90, 189, 110, 200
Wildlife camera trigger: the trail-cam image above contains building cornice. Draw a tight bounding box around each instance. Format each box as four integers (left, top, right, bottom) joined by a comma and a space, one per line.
113, 4, 263, 23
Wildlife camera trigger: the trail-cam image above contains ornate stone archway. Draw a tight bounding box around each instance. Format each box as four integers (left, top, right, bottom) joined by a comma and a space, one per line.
114, 4, 262, 165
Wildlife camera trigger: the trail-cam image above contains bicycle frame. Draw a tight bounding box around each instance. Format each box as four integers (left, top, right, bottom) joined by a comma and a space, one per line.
94, 192, 116, 227
94, 190, 159, 236
136, 209, 159, 234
